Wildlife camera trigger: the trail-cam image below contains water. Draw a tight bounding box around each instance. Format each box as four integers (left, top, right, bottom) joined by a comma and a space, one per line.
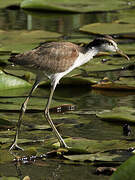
0, 8, 116, 32
0, 7, 135, 180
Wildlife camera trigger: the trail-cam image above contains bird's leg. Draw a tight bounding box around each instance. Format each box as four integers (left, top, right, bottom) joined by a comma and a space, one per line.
44, 85, 69, 149
9, 79, 40, 151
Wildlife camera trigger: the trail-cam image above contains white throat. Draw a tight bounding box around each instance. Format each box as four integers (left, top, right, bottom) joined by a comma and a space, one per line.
74, 47, 99, 67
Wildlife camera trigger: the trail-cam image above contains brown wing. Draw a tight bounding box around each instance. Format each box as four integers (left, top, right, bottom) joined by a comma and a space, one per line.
9, 42, 80, 74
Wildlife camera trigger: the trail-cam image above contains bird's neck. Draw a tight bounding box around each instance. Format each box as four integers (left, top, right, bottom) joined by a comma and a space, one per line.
87, 47, 99, 57
76, 46, 99, 67
83, 46, 99, 60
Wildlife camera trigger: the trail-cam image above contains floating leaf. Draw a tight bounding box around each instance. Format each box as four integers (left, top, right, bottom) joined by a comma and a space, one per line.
116, 8, 135, 24
0, 0, 21, 8
97, 106, 135, 123
30, 124, 51, 130
64, 151, 128, 162
53, 137, 135, 153
0, 177, 19, 180
92, 76, 135, 90
0, 70, 31, 90
0, 30, 61, 54
0, 137, 42, 144
110, 155, 135, 180
15, 147, 37, 157
0, 150, 14, 163
119, 43, 135, 55
80, 23, 135, 35
0, 94, 72, 111
43, 76, 98, 87
21, 0, 135, 13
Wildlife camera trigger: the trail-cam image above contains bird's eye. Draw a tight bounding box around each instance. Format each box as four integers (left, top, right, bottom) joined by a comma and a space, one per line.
109, 42, 113, 46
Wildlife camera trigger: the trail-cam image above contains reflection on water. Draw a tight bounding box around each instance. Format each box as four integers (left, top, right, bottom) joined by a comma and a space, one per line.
0, 8, 117, 33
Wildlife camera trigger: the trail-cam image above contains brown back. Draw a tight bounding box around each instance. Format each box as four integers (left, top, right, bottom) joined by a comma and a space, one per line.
10, 42, 81, 74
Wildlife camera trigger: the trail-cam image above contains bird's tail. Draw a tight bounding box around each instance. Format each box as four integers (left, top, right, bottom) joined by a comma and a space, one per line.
8, 53, 18, 63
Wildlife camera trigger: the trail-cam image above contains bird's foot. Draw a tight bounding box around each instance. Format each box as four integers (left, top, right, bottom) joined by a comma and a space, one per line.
60, 141, 71, 149
63, 144, 71, 149
9, 142, 24, 151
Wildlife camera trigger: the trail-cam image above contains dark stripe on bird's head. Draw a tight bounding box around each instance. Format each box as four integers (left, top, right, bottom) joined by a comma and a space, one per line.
85, 35, 115, 50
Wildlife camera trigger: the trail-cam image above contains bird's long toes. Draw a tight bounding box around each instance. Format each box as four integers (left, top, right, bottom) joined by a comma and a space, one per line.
9, 143, 24, 151
60, 142, 71, 149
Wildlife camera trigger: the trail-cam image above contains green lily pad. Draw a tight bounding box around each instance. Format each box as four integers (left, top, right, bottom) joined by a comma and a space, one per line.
97, 106, 135, 123
0, 30, 61, 54
16, 147, 37, 157
0, 177, 19, 180
116, 8, 135, 24
110, 155, 135, 180
92, 74, 135, 90
119, 43, 135, 55
29, 124, 51, 131
74, 56, 132, 74
43, 76, 98, 87
21, 0, 135, 13
0, 137, 41, 144
0, 70, 31, 90
53, 137, 135, 153
0, 150, 14, 163
61, 76, 98, 85
80, 23, 135, 35
0, 0, 22, 8
64, 151, 128, 162
0, 94, 72, 111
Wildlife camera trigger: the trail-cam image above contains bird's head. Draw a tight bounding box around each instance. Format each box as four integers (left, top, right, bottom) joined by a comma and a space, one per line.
89, 35, 129, 60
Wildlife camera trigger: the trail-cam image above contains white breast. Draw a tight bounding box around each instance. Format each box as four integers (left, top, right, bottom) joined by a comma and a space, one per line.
49, 48, 99, 88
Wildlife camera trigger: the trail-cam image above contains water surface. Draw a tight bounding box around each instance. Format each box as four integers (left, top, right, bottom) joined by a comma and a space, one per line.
0, 7, 135, 180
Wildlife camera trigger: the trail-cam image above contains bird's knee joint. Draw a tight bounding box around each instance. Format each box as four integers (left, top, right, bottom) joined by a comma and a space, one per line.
21, 103, 26, 112
44, 108, 49, 116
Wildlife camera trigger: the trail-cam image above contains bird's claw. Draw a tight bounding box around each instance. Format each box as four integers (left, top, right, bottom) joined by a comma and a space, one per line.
60, 141, 71, 149
63, 145, 71, 149
9, 142, 24, 151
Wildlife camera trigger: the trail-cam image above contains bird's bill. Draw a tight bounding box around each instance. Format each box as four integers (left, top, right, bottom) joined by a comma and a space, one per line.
116, 49, 130, 60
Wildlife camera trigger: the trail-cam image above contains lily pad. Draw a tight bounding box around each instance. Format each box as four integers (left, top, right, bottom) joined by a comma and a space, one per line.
0, 177, 19, 180
0, 0, 22, 8
0, 150, 14, 163
16, 147, 37, 157
110, 155, 135, 180
21, 0, 135, 13
64, 151, 128, 162
53, 137, 135, 153
97, 106, 135, 123
80, 23, 135, 35
0, 30, 61, 54
116, 8, 135, 24
92, 75, 135, 90
0, 137, 40, 144
44, 76, 98, 87
29, 124, 51, 131
75, 56, 132, 74
0, 70, 31, 90
0, 94, 72, 111
119, 43, 135, 55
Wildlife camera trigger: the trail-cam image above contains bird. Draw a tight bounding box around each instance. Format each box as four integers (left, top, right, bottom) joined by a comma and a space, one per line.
8, 35, 129, 151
